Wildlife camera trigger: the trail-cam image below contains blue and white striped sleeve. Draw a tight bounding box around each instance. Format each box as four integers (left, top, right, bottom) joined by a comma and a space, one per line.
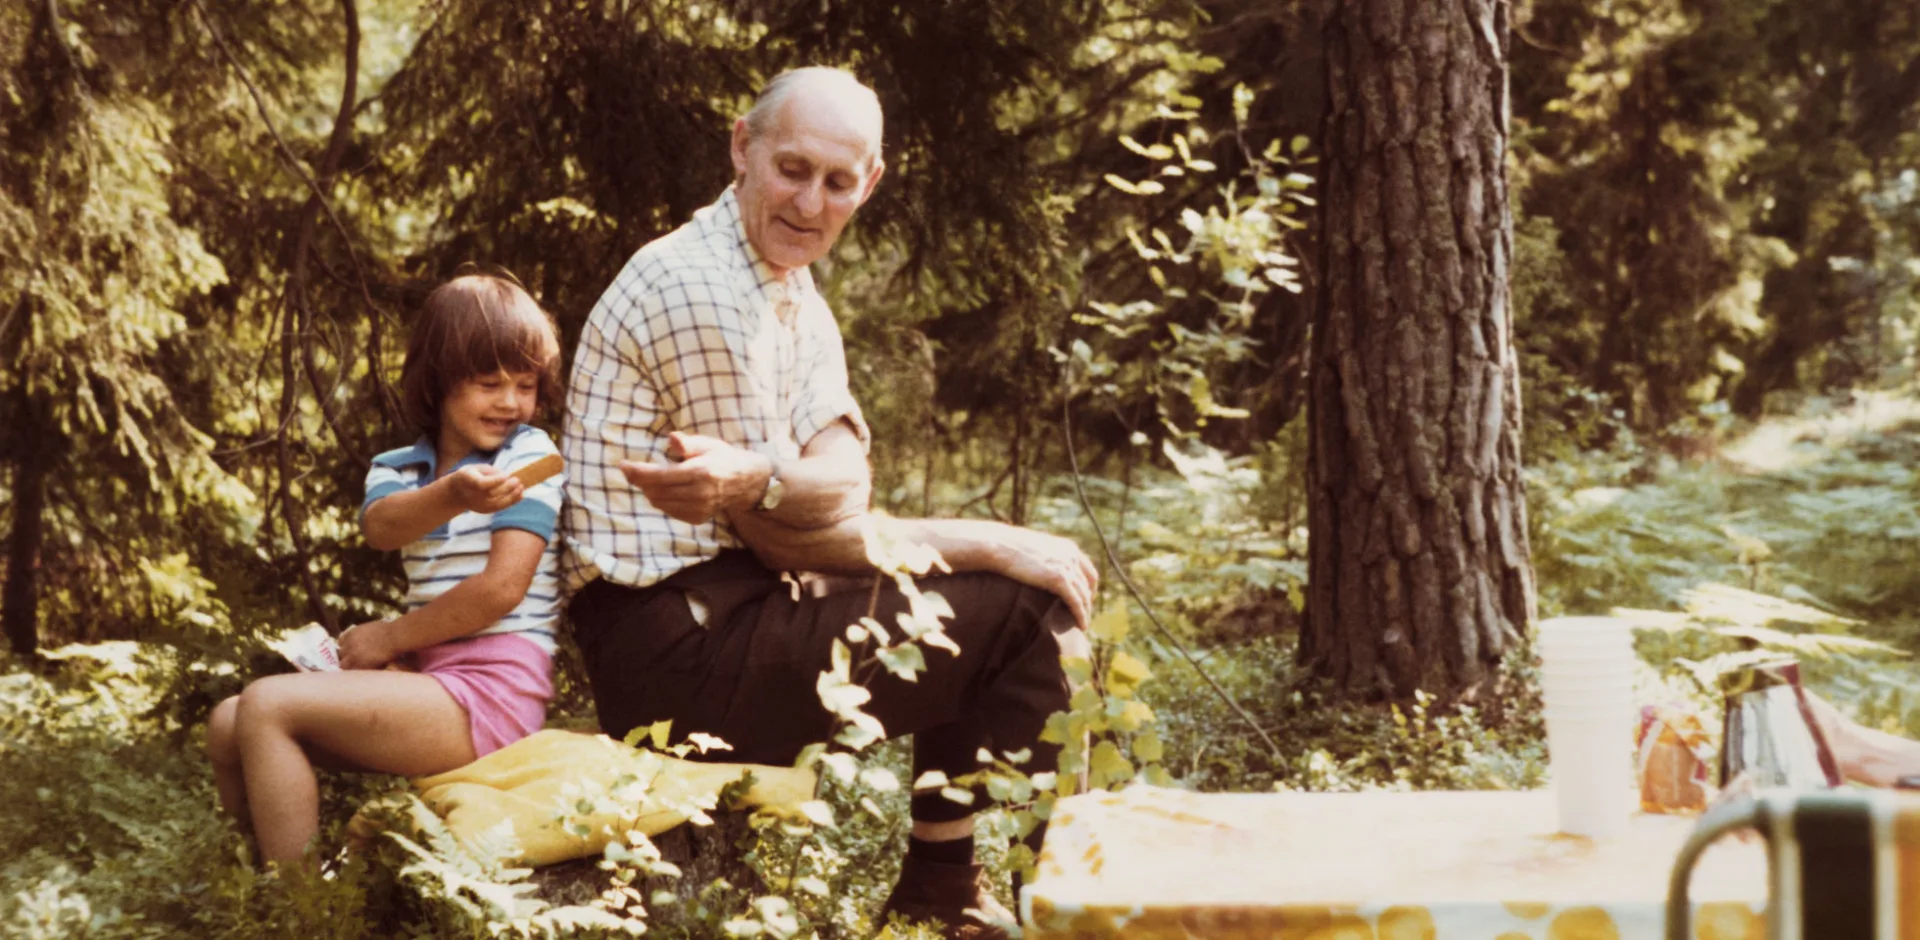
363, 461, 409, 516
491, 427, 562, 540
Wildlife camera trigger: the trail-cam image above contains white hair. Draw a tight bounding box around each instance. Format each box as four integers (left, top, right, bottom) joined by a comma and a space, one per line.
742, 67, 884, 165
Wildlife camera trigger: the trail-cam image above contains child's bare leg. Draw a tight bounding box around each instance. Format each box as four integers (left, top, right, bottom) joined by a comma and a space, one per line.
234, 670, 476, 866
206, 695, 250, 824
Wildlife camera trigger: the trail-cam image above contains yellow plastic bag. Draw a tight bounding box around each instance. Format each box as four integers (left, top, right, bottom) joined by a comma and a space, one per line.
351, 729, 814, 866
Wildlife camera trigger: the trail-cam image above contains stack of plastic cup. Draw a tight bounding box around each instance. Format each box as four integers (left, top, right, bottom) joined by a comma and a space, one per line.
1537, 616, 1636, 837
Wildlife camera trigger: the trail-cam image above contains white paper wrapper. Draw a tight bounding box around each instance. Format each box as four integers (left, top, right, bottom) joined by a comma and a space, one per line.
268, 622, 341, 672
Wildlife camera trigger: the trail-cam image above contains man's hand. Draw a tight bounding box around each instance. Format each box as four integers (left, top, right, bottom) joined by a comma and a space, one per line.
619, 431, 772, 525
339, 619, 401, 671
988, 527, 1100, 631
445, 465, 526, 514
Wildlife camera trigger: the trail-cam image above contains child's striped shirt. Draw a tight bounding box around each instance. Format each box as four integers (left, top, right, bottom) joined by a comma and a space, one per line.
362, 425, 564, 654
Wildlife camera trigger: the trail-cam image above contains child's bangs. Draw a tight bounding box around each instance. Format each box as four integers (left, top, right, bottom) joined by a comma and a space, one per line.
473, 310, 557, 378
447, 284, 558, 382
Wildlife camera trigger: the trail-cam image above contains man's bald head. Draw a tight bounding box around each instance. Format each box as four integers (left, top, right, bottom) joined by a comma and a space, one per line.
741, 67, 884, 173
730, 67, 887, 273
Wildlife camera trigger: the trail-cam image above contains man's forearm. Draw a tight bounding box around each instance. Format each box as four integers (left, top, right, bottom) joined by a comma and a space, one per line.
754, 451, 871, 529
728, 510, 999, 576
729, 507, 1096, 629
752, 420, 872, 528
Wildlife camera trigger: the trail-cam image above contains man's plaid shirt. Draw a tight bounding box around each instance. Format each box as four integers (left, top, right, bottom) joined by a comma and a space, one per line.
561, 186, 870, 591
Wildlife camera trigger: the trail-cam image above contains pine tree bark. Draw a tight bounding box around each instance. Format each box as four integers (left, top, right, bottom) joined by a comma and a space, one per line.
1304, 0, 1534, 699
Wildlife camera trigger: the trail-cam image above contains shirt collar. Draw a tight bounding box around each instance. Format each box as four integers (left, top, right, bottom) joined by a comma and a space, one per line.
372, 437, 437, 472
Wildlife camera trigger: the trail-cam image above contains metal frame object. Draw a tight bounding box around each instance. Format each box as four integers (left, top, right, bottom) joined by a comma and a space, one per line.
1668, 790, 1901, 940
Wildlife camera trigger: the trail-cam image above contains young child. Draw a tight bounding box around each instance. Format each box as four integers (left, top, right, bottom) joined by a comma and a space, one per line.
205, 272, 567, 868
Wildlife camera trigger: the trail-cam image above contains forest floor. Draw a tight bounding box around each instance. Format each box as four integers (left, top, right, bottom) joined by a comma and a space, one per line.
7, 390, 1920, 937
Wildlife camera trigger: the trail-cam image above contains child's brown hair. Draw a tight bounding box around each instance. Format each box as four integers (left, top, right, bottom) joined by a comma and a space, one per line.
399, 273, 562, 437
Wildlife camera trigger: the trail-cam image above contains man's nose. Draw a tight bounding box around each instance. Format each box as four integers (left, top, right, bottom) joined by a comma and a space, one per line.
794, 178, 823, 217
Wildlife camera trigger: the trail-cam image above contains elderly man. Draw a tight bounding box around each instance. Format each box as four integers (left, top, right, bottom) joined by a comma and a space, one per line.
561, 67, 1094, 938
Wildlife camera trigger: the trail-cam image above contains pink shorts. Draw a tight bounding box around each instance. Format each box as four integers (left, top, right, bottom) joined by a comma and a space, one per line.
410, 632, 554, 758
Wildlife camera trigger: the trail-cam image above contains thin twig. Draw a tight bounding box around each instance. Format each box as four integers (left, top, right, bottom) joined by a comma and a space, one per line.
188, 0, 400, 427
277, 278, 327, 628
1059, 359, 1285, 761
300, 310, 363, 465
957, 460, 1015, 521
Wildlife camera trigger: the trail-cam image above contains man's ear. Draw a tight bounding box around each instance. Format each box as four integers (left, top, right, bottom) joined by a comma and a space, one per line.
857, 159, 886, 206
730, 118, 752, 180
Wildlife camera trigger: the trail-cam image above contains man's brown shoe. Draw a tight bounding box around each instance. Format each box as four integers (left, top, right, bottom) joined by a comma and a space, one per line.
877, 856, 1016, 939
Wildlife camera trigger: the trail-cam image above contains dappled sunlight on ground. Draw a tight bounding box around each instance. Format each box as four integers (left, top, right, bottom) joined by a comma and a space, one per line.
1720, 389, 1920, 474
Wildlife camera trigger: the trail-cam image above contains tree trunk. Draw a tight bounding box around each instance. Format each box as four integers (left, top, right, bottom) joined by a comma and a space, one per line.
3, 413, 48, 657
1303, 0, 1534, 700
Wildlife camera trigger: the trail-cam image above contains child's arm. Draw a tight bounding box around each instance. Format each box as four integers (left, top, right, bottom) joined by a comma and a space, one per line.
363, 466, 526, 550
338, 529, 546, 668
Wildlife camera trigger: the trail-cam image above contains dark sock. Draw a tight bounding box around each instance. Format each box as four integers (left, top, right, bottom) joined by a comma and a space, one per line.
907, 833, 974, 866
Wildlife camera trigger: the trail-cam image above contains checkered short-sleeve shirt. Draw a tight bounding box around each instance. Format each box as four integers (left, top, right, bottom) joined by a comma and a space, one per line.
561, 186, 871, 590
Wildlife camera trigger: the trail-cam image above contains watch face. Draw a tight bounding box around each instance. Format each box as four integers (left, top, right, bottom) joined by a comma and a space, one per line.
759, 475, 785, 511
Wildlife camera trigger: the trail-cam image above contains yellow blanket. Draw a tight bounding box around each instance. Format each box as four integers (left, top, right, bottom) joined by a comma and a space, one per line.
352, 729, 815, 867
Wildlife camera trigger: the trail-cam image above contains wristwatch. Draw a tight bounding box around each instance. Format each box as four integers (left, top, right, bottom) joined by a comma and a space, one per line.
754, 457, 785, 512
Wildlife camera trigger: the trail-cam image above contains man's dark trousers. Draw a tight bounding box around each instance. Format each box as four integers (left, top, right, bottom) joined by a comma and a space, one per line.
568, 549, 1073, 825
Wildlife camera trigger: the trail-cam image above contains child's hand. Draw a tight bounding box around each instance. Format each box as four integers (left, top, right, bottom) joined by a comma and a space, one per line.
339, 619, 401, 670
445, 465, 525, 514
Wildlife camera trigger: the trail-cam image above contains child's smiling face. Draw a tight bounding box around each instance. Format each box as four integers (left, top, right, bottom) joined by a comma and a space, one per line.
438, 368, 542, 466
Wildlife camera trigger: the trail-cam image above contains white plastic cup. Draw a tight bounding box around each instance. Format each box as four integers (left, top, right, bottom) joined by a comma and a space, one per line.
1537, 615, 1634, 634
1542, 688, 1637, 704
1541, 672, 1637, 691
1537, 618, 1634, 713
1536, 659, 1643, 675
1539, 652, 1636, 664
1543, 689, 1635, 710
1538, 629, 1631, 643
1538, 644, 1636, 656
1537, 618, 1634, 652
1543, 707, 1637, 724
1544, 705, 1637, 724
1540, 667, 1634, 699
1537, 634, 1634, 650
1539, 651, 1633, 668
1546, 710, 1634, 837
1536, 618, 1636, 836
1536, 640, 1628, 652
1544, 695, 1634, 711
1543, 667, 1635, 682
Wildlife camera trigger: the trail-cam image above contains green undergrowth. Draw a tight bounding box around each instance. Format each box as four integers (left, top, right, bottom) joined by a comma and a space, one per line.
13, 391, 1920, 936
1139, 634, 1550, 795
1532, 390, 1920, 737
0, 641, 957, 939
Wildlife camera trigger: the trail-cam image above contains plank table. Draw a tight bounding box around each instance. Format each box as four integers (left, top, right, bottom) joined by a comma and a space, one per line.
1020, 787, 1768, 939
